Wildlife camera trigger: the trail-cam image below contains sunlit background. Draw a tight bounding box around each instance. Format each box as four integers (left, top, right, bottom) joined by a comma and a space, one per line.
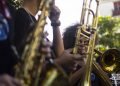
45, 0, 97, 42
43, 0, 118, 42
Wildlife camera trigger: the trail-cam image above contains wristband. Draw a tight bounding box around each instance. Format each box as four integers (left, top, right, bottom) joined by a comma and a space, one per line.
51, 20, 61, 27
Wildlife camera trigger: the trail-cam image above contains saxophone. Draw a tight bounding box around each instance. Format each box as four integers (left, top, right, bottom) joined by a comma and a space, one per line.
15, 0, 53, 86
15, 0, 69, 86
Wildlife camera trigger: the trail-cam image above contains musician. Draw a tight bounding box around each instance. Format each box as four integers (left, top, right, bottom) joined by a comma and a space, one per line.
63, 24, 86, 74
63, 23, 112, 86
0, 0, 19, 76
14, 0, 83, 70
0, 0, 22, 86
0, 74, 22, 86
14, 0, 38, 56
14, 0, 63, 57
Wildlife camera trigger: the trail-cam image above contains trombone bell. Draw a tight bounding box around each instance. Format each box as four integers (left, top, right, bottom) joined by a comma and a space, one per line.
100, 49, 120, 73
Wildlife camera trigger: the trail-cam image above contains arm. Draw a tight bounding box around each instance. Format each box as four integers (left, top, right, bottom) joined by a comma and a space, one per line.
0, 74, 22, 86
49, 5, 64, 57
52, 25, 64, 57
54, 49, 84, 70
69, 67, 85, 86
68, 61, 112, 86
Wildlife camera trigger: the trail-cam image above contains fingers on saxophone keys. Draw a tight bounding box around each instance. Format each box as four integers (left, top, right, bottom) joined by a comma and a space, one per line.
41, 47, 51, 58
42, 40, 52, 47
41, 47, 51, 53
41, 39, 52, 57
41, 36, 52, 47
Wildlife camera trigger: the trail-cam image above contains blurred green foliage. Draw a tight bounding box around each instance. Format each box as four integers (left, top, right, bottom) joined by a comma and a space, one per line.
97, 16, 120, 51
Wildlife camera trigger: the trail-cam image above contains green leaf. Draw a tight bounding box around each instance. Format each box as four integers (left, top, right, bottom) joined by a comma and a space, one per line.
97, 16, 120, 51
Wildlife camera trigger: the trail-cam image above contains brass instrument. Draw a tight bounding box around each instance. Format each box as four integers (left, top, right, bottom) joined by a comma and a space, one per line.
15, 0, 69, 86
95, 49, 120, 73
39, 0, 69, 86
15, 0, 53, 86
73, 0, 97, 85
73, 0, 112, 86
81, 0, 99, 85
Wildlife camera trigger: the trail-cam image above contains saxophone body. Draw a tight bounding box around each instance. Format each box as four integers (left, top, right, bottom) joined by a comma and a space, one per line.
15, 0, 69, 86
15, 0, 52, 86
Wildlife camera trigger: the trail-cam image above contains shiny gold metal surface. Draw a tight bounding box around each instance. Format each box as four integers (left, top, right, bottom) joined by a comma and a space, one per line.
73, 0, 112, 86
15, 0, 52, 86
100, 49, 120, 73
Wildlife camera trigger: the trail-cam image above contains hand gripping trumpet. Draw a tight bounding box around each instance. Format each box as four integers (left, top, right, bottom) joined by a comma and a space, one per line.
73, 0, 112, 86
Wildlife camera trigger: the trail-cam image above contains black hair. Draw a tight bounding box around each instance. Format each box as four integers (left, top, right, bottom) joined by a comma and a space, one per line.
63, 23, 80, 49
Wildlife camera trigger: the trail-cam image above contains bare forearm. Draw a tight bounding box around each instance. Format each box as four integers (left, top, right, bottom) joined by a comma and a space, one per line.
53, 26, 64, 57
54, 56, 64, 66
49, 4, 63, 57
69, 67, 85, 86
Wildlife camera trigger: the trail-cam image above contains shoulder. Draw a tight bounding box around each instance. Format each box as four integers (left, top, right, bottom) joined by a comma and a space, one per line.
15, 8, 31, 25
7, 3, 16, 19
16, 8, 26, 13
15, 8, 30, 19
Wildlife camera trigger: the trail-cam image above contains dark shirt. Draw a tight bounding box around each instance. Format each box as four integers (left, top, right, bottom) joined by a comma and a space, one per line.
91, 72, 102, 86
14, 8, 36, 56
0, 3, 18, 76
7, 2, 16, 43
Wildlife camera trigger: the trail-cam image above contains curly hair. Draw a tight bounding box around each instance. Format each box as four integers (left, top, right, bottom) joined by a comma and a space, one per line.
63, 23, 80, 49
63, 23, 99, 50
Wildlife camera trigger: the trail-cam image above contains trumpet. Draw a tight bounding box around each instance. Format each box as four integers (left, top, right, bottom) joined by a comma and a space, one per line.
73, 0, 100, 84
73, 0, 113, 86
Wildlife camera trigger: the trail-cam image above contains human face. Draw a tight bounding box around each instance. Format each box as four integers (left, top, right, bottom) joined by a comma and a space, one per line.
78, 35, 89, 55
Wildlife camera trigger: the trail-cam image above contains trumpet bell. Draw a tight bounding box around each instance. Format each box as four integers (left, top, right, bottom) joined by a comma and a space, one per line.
100, 49, 120, 73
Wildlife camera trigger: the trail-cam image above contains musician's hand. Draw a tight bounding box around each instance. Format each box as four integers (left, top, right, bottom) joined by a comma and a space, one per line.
0, 74, 22, 86
55, 49, 85, 68
69, 67, 85, 86
41, 38, 52, 58
49, 5, 61, 26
